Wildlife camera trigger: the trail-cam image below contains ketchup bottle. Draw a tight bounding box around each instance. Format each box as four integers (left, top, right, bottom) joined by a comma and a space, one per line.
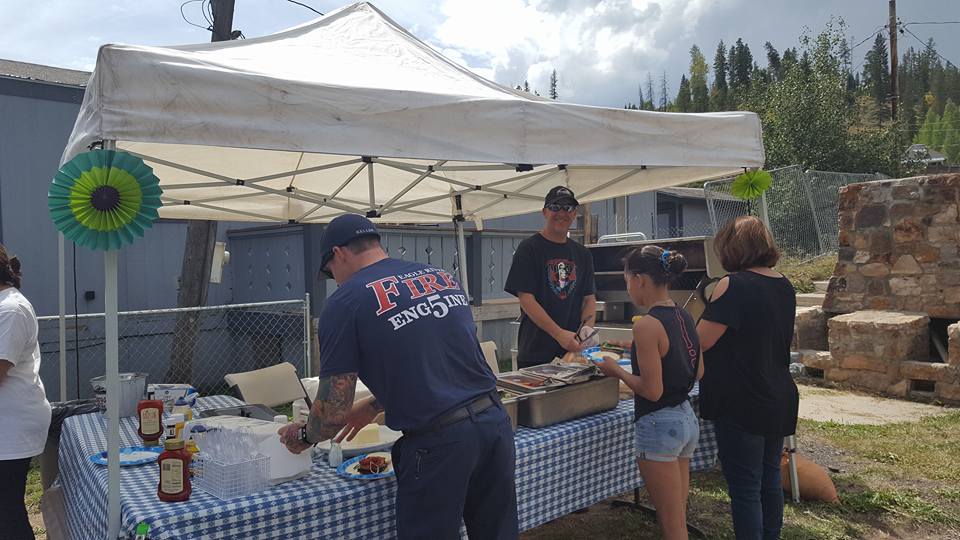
137, 399, 164, 447
157, 438, 191, 502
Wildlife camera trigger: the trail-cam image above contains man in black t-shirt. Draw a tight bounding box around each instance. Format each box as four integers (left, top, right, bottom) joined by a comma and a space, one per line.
505, 186, 596, 367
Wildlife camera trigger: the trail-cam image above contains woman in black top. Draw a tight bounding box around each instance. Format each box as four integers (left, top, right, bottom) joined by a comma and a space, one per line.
697, 216, 798, 540
597, 246, 702, 540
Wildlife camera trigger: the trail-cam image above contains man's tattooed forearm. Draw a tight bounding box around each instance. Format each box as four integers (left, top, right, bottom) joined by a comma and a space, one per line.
306, 373, 357, 443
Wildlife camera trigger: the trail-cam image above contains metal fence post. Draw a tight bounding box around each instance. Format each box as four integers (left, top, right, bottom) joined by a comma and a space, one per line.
303, 293, 311, 378
801, 170, 826, 256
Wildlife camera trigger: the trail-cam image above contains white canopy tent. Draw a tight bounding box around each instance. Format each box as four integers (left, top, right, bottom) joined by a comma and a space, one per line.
57, 2, 764, 537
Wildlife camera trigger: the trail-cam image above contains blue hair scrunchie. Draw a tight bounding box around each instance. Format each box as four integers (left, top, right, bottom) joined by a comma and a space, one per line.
660, 249, 672, 271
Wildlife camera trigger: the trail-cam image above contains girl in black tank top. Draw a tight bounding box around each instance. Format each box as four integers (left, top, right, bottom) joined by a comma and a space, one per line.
595, 245, 703, 540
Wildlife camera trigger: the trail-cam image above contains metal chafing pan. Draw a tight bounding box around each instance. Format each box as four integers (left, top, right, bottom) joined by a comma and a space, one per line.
515, 376, 619, 428
497, 389, 522, 431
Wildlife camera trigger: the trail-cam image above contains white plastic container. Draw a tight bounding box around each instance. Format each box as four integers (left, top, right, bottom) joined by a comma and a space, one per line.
186, 416, 312, 485
90, 373, 147, 418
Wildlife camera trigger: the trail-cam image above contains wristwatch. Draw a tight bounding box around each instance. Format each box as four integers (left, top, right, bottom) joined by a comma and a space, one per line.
298, 425, 313, 445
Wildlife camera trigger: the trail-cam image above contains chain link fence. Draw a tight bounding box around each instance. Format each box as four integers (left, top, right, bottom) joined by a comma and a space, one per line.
39, 299, 310, 402
705, 166, 887, 260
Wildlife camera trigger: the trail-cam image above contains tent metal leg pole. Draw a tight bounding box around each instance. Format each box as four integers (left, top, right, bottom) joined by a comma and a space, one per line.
786, 435, 800, 503
454, 219, 470, 300
103, 139, 122, 539
105, 248, 121, 539
58, 233, 66, 402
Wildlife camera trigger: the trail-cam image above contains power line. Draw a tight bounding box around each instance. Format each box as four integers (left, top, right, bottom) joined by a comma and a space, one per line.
286, 0, 323, 16
180, 0, 212, 31
902, 21, 960, 26
202, 0, 215, 26
900, 25, 958, 70
850, 25, 888, 52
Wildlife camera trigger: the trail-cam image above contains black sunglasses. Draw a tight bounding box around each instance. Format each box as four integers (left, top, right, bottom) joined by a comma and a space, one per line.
545, 203, 578, 212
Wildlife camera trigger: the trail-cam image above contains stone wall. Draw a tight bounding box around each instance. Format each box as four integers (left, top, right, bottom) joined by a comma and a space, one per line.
793, 312, 960, 402
823, 174, 960, 317
793, 306, 828, 351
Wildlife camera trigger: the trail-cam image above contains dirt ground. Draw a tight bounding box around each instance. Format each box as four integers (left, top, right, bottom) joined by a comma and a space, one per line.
796, 382, 949, 425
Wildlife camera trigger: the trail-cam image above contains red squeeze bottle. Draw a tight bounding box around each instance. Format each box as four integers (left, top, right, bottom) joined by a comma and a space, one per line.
157, 439, 191, 502
137, 399, 164, 447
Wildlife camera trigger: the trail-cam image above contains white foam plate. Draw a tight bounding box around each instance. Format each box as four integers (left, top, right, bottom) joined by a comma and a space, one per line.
314, 425, 402, 457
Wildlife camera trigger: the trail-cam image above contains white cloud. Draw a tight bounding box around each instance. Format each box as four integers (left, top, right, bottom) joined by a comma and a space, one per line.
430, 0, 718, 106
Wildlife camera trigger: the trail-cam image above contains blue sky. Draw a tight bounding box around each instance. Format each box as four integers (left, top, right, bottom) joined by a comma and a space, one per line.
1, 0, 957, 107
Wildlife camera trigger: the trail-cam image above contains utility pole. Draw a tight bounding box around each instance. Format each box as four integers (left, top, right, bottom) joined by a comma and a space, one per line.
889, 0, 898, 121
168, 0, 236, 383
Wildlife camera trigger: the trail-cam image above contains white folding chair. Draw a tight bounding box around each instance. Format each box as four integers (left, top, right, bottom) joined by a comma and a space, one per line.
224, 362, 308, 407
480, 341, 500, 374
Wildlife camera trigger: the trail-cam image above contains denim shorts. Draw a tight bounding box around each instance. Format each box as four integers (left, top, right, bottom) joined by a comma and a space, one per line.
634, 400, 700, 462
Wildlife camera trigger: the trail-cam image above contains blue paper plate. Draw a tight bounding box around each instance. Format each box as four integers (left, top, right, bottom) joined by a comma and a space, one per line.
336, 452, 395, 480
89, 446, 163, 467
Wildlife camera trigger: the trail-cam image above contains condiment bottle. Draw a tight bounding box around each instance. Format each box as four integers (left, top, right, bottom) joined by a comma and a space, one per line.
292, 399, 309, 423
329, 442, 343, 468
163, 414, 185, 441
157, 438, 191, 502
184, 438, 199, 478
172, 397, 193, 422
137, 399, 164, 447
133, 521, 150, 540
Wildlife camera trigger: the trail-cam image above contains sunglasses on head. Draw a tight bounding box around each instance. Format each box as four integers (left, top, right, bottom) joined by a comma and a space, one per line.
545, 203, 578, 213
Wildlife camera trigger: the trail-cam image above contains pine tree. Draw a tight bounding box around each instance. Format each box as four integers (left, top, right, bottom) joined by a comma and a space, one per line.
646, 73, 656, 110
711, 40, 728, 111
729, 38, 753, 91
523, 80, 530, 93
936, 99, 958, 151
659, 71, 669, 110
638, 83, 644, 107
915, 106, 939, 145
944, 126, 960, 164
765, 42, 782, 81
781, 47, 798, 72
862, 33, 891, 122
549, 69, 558, 100
690, 45, 710, 112
676, 75, 692, 112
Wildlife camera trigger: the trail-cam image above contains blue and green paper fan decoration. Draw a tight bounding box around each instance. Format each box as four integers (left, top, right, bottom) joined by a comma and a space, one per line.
49, 149, 163, 251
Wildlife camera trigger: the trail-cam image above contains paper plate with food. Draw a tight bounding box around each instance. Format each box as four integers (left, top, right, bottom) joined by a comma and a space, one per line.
337, 452, 395, 480
315, 423, 402, 457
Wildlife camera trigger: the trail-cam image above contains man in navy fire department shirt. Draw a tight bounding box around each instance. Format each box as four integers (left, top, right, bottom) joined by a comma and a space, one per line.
278, 214, 518, 540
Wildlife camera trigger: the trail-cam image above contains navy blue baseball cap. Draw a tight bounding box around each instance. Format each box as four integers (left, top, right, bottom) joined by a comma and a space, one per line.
319, 214, 380, 275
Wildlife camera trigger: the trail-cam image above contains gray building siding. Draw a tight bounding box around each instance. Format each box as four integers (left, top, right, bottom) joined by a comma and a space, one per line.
0, 87, 250, 317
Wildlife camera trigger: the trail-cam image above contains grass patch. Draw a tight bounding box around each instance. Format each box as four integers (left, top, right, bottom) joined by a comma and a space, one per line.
841, 487, 958, 525
799, 412, 960, 483
776, 254, 837, 293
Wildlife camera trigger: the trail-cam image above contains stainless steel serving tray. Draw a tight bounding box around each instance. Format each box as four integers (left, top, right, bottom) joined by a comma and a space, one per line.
516, 376, 619, 428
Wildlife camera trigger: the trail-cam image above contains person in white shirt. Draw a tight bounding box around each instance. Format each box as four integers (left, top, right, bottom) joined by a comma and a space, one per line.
0, 245, 50, 540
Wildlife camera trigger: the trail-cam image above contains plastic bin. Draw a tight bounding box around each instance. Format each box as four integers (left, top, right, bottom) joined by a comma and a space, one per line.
90, 372, 147, 418
194, 452, 270, 499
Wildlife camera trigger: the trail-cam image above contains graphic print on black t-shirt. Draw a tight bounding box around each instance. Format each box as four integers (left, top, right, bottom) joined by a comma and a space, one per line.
546, 258, 577, 299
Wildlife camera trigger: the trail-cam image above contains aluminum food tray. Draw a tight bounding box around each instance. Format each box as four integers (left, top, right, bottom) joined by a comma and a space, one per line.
516, 376, 619, 428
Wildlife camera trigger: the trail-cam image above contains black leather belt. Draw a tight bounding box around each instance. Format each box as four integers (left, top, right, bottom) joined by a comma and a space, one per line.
407, 392, 498, 435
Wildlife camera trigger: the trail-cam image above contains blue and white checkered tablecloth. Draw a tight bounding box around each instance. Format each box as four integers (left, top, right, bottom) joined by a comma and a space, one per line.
60, 391, 716, 539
